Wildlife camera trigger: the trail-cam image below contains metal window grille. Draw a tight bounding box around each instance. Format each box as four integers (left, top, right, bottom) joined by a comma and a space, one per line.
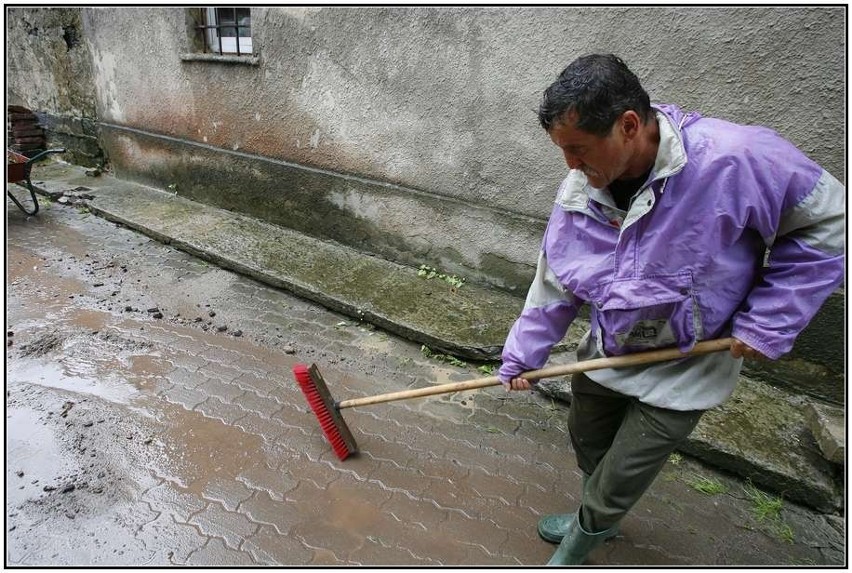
197, 7, 251, 55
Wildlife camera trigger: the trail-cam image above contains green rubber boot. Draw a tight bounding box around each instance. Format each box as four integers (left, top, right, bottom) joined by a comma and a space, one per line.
538, 474, 617, 544
538, 513, 619, 544
545, 513, 619, 566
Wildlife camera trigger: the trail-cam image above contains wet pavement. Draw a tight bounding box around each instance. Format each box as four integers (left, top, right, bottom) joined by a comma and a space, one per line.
5, 190, 845, 567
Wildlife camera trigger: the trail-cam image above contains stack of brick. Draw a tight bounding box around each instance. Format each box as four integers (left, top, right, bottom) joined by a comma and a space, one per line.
7, 105, 46, 156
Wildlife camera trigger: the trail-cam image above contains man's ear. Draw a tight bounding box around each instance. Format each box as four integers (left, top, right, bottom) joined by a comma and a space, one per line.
620, 111, 641, 140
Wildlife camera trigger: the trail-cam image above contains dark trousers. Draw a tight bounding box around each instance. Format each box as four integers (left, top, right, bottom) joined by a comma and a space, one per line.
567, 372, 705, 532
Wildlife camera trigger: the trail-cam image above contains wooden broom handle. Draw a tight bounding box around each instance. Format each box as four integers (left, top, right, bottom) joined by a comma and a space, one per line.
337, 338, 734, 410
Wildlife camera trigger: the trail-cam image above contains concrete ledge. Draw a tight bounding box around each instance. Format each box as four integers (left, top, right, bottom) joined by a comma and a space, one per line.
683, 378, 842, 513
804, 401, 845, 465
97, 123, 545, 294
29, 161, 524, 361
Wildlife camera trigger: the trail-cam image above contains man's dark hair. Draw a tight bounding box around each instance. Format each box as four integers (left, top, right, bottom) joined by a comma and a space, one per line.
538, 54, 652, 135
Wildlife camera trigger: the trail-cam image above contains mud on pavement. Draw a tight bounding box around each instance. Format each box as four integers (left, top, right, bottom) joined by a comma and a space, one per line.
5, 193, 845, 566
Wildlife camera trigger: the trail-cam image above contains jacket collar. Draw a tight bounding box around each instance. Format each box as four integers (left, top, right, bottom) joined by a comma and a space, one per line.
556, 106, 689, 212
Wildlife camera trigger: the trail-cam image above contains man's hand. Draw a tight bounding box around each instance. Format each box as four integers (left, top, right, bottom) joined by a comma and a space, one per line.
503, 377, 533, 391
730, 338, 768, 361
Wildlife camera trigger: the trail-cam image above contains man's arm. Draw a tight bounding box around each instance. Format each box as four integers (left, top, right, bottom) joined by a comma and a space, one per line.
731, 169, 845, 360
499, 249, 581, 390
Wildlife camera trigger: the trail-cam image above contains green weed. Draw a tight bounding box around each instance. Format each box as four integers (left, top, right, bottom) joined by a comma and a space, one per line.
668, 452, 683, 466
417, 265, 466, 289
743, 481, 783, 522
685, 474, 728, 496
420, 345, 467, 368
775, 522, 794, 544
743, 480, 794, 543
477, 364, 496, 376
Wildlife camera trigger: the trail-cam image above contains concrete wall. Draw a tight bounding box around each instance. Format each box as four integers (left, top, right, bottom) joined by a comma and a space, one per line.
87, 6, 846, 211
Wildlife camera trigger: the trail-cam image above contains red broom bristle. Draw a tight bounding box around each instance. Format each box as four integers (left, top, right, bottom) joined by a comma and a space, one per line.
293, 364, 353, 461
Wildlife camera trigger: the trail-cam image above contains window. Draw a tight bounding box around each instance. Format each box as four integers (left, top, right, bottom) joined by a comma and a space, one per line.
201, 7, 252, 55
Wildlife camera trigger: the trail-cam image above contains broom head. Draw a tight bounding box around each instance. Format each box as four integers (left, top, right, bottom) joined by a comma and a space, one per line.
293, 363, 358, 461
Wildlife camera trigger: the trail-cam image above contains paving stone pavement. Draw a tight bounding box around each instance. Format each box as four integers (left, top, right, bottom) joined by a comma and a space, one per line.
5, 190, 845, 567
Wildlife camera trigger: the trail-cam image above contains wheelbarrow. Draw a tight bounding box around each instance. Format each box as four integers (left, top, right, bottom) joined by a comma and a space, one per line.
7, 147, 65, 215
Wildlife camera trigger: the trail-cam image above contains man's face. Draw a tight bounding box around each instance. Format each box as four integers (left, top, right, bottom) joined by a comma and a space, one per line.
548, 112, 633, 189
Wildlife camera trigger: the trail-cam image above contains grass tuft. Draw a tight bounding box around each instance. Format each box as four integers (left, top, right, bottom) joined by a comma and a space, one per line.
743, 480, 794, 543
685, 474, 728, 496
743, 481, 783, 522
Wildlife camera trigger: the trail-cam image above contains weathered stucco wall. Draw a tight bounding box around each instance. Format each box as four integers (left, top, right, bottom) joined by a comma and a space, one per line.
75, 6, 845, 211
7, 6, 846, 287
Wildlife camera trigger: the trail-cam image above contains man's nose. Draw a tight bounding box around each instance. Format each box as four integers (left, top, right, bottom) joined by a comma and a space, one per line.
563, 150, 582, 170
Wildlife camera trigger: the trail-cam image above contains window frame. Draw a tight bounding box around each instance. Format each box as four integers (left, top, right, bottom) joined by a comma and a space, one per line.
204, 7, 252, 56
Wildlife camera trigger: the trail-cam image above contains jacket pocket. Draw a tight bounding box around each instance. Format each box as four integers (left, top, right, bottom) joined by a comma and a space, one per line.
590, 272, 700, 356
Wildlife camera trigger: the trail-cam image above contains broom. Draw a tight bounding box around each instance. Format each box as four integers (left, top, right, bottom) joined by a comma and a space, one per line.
294, 337, 733, 460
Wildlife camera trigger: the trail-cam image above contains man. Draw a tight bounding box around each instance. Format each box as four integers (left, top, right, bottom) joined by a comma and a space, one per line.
497, 54, 845, 566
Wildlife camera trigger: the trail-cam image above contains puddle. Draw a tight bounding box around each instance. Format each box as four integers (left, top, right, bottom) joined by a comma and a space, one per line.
148, 403, 265, 497
8, 213, 97, 260
8, 304, 170, 405
7, 244, 88, 292
10, 359, 139, 406
6, 407, 73, 505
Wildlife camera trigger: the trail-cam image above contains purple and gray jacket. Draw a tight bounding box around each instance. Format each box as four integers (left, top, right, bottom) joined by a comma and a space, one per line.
498, 104, 845, 410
